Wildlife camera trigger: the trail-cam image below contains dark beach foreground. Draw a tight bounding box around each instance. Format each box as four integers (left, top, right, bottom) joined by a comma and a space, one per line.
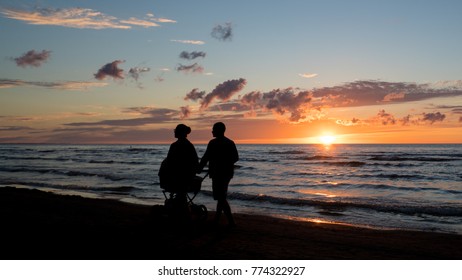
1, 187, 461, 260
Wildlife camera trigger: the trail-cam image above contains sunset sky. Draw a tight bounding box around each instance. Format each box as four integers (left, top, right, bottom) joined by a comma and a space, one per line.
1, 0, 461, 144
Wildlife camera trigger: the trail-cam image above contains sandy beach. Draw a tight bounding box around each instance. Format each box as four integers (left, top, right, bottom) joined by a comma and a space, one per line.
1, 186, 461, 260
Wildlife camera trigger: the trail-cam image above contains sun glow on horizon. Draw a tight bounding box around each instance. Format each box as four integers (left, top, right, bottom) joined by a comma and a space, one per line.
319, 134, 336, 145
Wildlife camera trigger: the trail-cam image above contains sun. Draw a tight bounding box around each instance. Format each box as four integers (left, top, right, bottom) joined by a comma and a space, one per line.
319, 135, 336, 145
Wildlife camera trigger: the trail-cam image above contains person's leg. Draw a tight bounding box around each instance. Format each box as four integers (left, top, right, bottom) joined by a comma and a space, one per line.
213, 177, 234, 226
212, 179, 222, 223
215, 200, 223, 222
220, 198, 235, 226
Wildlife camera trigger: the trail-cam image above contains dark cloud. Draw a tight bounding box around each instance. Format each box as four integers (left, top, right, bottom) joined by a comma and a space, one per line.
0, 126, 34, 131
264, 89, 313, 122
128, 67, 150, 81
399, 114, 413, 126
176, 63, 204, 74
421, 112, 446, 124
339, 109, 448, 127
240, 91, 263, 106
211, 22, 232, 41
377, 110, 397, 125
94, 60, 124, 80
180, 106, 191, 119
335, 102, 459, 127
240, 88, 313, 123
184, 88, 206, 101
200, 78, 247, 109
128, 67, 151, 88
13, 49, 51, 67
179, 51, 206, 60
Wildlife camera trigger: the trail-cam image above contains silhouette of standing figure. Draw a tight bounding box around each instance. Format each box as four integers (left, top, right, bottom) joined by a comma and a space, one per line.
166, 124, 198, 188
160, 124, 198, 217
198, 122, 238, 227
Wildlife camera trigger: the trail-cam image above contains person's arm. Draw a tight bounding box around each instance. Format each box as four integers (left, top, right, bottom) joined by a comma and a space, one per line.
231, 141, 239, 164
198, 144, 210, 173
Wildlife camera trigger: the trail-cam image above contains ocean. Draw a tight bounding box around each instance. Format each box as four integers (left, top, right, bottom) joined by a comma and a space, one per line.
1, 144, 461, 234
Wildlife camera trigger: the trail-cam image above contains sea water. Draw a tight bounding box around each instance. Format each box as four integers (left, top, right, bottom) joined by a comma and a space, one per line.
1, 144, 461, 234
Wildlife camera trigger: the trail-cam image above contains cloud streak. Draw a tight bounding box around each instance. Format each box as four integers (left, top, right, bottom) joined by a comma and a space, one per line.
311, 80, 462, 108
13, 50, 51, 67
65, 107, 180, 127
298, 73, 318, 78
1, 7, 175, 29
171, 39, 205, 45
119, 17, 159, 27
0, 78, 107, 90
146, 13, 176, 23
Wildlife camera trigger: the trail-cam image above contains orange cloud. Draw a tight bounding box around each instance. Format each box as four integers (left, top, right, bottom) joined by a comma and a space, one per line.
382, 92, 405, 102
1, 7, 175, 29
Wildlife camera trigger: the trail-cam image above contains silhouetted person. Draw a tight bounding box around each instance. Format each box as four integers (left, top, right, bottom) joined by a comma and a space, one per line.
159, 124, 198, 218
198, 122, 238, 227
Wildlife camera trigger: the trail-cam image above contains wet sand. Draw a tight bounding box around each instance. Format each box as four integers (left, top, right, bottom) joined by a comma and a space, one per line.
1, 187, 461, 260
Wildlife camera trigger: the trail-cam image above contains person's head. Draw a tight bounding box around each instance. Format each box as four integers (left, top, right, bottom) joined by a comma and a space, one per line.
212, 122, 226, 138
174, 124, 191, 139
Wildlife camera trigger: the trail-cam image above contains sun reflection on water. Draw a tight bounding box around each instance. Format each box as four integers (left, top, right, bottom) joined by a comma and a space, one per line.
313, 192, 337, 198
298, 189, 337, 198
276, 215, 347, 226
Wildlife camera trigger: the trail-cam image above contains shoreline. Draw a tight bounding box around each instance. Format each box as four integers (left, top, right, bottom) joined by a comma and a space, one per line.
7, 183, 460, 235
1, 186, 462, 260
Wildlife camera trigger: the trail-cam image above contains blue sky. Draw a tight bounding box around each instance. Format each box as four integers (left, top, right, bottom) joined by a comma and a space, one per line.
1, 0, 462, 143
